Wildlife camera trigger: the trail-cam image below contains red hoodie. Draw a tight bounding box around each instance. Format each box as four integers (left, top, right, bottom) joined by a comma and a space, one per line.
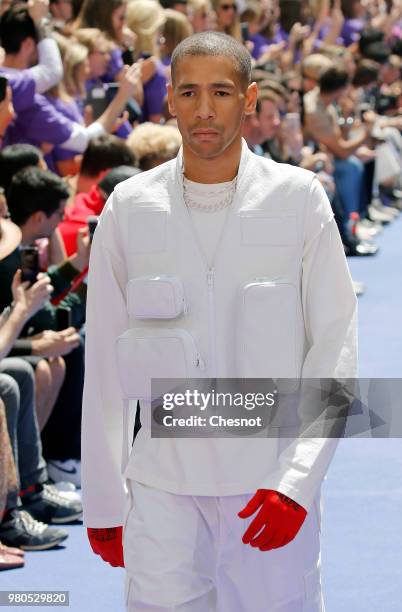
59, 185, 105, 256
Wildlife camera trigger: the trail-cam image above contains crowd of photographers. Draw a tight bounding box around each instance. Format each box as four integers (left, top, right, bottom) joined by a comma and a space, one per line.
0, 0, 401, 570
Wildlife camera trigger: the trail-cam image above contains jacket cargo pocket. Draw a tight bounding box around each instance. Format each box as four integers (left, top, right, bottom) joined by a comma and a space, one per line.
116, 328, 204, 401
126, 276, 187, 319
237, 280, 299, 379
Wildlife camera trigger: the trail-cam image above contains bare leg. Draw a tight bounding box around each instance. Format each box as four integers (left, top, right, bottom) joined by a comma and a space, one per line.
35, 358, 66, 432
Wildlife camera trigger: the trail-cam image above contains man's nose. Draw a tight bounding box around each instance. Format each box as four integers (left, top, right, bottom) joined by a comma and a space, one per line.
195, 93, 216, 120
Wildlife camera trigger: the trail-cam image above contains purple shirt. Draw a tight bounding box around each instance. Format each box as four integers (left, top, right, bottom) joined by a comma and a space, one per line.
103, 47, 124, 83
0, 68, 36, 113
142, 60, 167, 121
45, 96, 84, 169
341, 19, 364, 46
3, 93, 73, 150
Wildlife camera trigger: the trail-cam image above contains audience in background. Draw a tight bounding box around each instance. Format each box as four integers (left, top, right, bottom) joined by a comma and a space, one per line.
1, 0, 402, 568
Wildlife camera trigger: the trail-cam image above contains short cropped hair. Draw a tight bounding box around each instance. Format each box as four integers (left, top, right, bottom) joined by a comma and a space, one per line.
319, 66, 350, 94
171, 32, 252, 90
0, 144, 43, 195
8, 167, 70, 227
0, 6, 38, 54
80, 135, 135, 178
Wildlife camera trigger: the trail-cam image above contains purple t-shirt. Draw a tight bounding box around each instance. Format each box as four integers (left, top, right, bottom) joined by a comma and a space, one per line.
45, 96, 84, 169
103, 47, 124, 83
0, 68, 36, 113
341, 19, 364, 46
142, 60, 167, 121
3, 92, 73, 150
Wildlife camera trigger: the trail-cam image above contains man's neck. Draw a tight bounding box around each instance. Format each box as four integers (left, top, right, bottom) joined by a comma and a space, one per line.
20, 225, 35, 245
319, 91, 335, 108
3, 54, 28, 70
182, 138, 242, 184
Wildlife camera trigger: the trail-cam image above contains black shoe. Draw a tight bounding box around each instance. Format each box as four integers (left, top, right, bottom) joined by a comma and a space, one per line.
21, 484, 83, 525
0, 509, 68, 551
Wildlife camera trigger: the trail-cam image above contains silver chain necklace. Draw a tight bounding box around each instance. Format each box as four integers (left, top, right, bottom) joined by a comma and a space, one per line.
182, 163, 238, 212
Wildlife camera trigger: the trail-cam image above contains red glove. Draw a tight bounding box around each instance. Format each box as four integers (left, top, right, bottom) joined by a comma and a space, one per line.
238, 489, 307, 551
87, 527, 124, 567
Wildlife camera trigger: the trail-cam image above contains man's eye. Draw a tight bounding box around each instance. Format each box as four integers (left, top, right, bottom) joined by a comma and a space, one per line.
215, 91, 230, 96
181, 91, 194, 97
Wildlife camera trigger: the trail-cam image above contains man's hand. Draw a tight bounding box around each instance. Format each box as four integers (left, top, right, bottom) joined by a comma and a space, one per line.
87, 527, 124, 568
69, 227, 91, 273
11, 270, 53, 320
238, 489, 307, 551
119, 62, 143, 103
31, 327, 80, 357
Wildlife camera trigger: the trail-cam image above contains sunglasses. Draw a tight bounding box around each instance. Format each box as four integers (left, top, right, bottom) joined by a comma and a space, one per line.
220, 3, 237, 11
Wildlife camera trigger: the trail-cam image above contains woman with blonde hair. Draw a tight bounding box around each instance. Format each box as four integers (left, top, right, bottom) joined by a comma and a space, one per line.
188, 0, 215, 33
74, 0, 134, 82
127, 122, 182, 170
159, 9, 193, 66
211, 0, 242, 42
126, 0, 168, 122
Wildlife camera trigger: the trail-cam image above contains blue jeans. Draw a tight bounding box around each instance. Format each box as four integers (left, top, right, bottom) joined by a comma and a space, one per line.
334, 156, 365, 233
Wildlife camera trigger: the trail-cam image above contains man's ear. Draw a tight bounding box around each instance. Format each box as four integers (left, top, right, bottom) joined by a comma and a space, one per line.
30, 210, 45, 226
167, 83, 176, 117
244, 81, 258, 116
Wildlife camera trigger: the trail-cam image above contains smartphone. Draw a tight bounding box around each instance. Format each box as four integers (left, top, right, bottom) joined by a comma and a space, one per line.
20, 246, 39, 285
0, 75, 8, 103
56, 306, 72, 331
241, 22, 249, 43
87, 216, 99, 242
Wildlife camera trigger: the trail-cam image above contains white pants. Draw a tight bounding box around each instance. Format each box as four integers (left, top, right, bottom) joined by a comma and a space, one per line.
123, 480, 324, 612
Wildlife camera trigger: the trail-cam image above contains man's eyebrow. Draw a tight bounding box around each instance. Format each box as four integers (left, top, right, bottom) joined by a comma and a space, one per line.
177, 82, 236, 91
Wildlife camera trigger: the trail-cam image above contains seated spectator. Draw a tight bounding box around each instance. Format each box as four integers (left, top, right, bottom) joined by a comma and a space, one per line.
74, 0, 133, 82
0, 6, 142, 160
126, 122, 182, 170
0, 397, 24, 570
59, 165, 141, 255
0, 168, 89, 474
0, 144, 67, 268
211, 0, 242, 42
241, 1, 270, 60
159, 9, 193, 67
126, 0, 169, 122
304, 65, 376, 233
0, 217, 82, 551
73, 133, 135, 194
301, 53, 334, 93
188, 0, 214, 34
0, 144, 46, 195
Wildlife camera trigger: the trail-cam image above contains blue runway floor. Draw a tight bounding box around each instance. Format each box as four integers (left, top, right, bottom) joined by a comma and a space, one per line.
2, 216, 402, 611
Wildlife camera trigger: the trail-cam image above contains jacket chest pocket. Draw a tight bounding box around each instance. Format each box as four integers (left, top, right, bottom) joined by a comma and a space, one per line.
116, 328, 204, 401
128, 209, 168, 254
237, 280, 299, 378
240, 211, 297, 246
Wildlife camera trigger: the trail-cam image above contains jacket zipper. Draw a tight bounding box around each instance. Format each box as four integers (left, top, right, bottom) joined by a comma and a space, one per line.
207, 268, 217, 375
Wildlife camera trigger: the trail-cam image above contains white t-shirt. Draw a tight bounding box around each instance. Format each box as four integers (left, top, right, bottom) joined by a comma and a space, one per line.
183, 176, 236, 267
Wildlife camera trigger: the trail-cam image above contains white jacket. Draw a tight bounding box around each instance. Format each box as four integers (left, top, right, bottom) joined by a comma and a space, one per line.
82, 140, 357, 527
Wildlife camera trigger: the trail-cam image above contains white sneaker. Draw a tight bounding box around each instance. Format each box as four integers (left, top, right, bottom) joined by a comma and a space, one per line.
51, 481, 81, 503
47, 460, 81, 488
